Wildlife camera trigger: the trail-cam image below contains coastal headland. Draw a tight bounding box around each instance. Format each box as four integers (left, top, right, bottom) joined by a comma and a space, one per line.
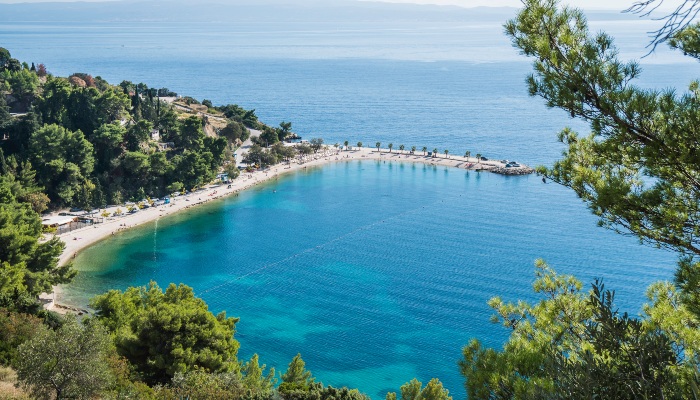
44, 145, 533, 311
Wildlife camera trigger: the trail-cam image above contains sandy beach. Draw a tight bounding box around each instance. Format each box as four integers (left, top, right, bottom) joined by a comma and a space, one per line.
43, 146, 530, 311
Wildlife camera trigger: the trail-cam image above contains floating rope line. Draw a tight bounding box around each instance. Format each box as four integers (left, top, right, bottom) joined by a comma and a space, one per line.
198, 191, 462, 296
153, 218, 159, 263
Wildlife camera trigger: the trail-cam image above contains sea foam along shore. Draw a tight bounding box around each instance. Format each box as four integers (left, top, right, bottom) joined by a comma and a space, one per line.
43, 145, 532, 311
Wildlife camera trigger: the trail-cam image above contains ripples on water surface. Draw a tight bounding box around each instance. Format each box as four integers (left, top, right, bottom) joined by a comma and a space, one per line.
65, 161, 676, 398
2, 10, 693, 398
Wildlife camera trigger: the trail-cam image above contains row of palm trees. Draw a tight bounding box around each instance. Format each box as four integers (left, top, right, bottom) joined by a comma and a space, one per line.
336, 140, 483, 162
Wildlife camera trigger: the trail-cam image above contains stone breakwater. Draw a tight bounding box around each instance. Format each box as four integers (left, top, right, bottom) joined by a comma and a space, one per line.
490, 166, 536, 175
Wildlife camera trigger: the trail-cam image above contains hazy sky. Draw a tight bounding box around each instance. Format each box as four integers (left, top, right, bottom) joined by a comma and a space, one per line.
0, 0, 664, 9
376, 0, 652, 10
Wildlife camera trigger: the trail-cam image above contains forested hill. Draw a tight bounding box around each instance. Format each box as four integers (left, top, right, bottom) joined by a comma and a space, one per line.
0, 46, 264, 212
0, 46, 454, 400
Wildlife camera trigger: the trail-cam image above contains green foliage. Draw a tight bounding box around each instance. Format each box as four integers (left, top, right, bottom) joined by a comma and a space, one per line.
242, 353, 276, 397
386, 378, 451, 400
34, 76, 129, 139
5, 58, 21, 73
0, 96, 10, 130
309, 137, 324, 153
166, 181, 184, 194
282, 383, 370, 400
104, 353, 158, 399
171, 149, 217, 190
125, 119, 152, 151
270, 142, 297, 163
174, 115, 205, 149
6, 69, 39, 105
278, 121, 292, 141
279, 353, 314, 393
459, 261, 695, 399
296, 143, 313, 156
216, 104, 259, 127
0, 47, 11, 70
28, 123, 94, 206
506, 0, 700, 261
0, 175, 74, 309
15, 315, 113, 400
243, 144, 277, 168
160, 370, 246, 400
224, 162, 241, 180
259, 126, 279, 146
91, 282, 240, 385
1, 156, 50, 214
220, 120, 247, 143
90, 122, 125, 173
495, 4, 700, 397
35, 77, 71, 126
204, 135, 228, 166
0, 309, 43, 366
669, 22, 700, 60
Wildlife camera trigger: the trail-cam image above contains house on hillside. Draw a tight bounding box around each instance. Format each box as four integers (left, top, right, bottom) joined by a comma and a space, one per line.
157, 142, 174, 151
151, 129, 160, 141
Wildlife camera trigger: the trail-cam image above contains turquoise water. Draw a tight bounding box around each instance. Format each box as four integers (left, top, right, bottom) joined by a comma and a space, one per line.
63, 161, 676, 398
2, 5, 693, 397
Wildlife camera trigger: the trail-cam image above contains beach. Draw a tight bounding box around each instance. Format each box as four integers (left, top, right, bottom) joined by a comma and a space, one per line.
43, 146, 530, 311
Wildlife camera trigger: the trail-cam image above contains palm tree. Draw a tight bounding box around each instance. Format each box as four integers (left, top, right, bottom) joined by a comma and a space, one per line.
411, 146, 416, 154
422, 146, 427, 155
344, 140, 349, 150
357, 141, 363, 149
399, 144, 405, 153
444, 149, 449, 158
476, 153, 482, 163
376, 142, 381, 152
388, 143, 393, 153
433, 148, 438, 158
465, 150, 471, 160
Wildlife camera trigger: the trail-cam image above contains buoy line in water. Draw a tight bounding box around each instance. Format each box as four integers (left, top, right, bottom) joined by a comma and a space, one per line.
198, 191, 463, 295
153, 218, 159, 263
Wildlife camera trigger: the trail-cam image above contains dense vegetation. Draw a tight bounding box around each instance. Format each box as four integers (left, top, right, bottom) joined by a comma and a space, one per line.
0, 47, 319, 211
2, 0, 700, 397
458, 0, 700, 398
0, 47, 444, 398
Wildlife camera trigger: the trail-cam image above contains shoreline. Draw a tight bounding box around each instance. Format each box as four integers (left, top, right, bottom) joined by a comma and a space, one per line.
43, 146, 532, 311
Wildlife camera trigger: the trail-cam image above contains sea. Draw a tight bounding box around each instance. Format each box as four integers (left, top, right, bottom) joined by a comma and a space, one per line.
1, 4, 696, 398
